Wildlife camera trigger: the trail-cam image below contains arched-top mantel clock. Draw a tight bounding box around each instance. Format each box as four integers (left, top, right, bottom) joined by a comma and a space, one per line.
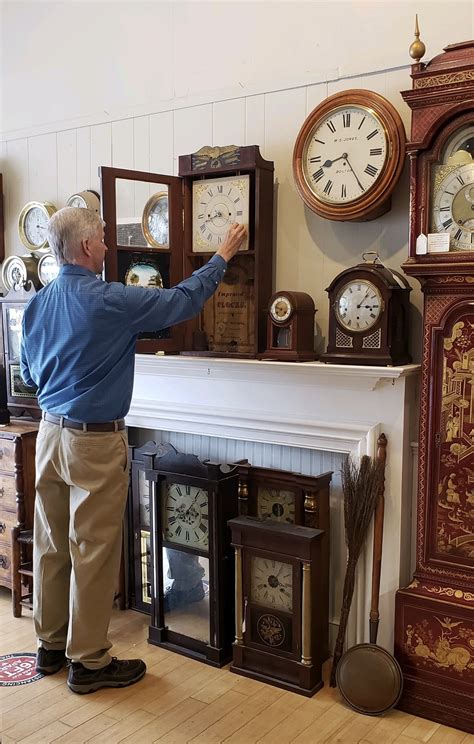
394, 26, 474, 736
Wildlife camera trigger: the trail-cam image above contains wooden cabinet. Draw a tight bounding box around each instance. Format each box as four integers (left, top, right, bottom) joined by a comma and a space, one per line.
0, 422, 38, 611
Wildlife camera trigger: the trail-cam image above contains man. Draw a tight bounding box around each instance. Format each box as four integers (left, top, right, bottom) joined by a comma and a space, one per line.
20, 207, 246, 695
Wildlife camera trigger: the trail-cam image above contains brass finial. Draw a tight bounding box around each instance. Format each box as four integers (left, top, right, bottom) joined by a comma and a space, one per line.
409, 14, 426, 62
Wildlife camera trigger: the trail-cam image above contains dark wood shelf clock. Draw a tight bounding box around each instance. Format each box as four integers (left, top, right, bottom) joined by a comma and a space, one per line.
100, 144, 274, 358
394, 35, 474, 735
229, 516, 326, 696
320, 252, 412, 366
143, 445, 240, 667
261, 291, 317, 361
236, 464, 332, 659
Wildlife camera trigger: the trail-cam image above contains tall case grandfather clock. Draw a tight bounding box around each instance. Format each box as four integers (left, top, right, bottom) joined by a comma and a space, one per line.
394, 33, 474, 734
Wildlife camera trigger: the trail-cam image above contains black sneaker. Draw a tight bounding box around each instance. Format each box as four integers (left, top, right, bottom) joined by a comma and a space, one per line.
36, 647, 67, 675
67, 657, 146, 694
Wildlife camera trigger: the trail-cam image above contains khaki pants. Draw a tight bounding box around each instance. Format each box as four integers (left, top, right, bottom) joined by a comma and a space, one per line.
33, 420, 129, 669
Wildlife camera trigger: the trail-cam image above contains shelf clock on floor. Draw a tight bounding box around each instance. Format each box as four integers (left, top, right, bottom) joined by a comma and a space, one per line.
393, 32, 474, 735
229, 516, 326, 696
143, 445, 240, 667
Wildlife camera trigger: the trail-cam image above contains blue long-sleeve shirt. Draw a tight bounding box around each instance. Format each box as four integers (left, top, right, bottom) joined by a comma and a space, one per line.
20, 256, 227, 422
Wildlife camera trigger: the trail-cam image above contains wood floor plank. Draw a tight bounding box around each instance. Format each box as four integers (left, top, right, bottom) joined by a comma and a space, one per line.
86, 708, 158, 744
321, 713, 380, 743
291, 703, 354, 743
223, 689, 307, 744
15, 720, 71, 743
155, 689, 247, 744
401, 718, 441, 742
426, 727, 473, 744
256, 697, 336, 744
52, 713, 119, 743
120, 698, 207, 744
362, 709, 417, 743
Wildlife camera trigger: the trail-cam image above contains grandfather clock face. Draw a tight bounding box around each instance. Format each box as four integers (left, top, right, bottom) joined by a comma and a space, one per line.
256, 486, 296, 523
161, 481, 209, 551
250, 555, 293, 612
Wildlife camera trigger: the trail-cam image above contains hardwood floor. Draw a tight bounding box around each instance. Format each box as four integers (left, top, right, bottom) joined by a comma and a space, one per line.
0, 589, 472, 744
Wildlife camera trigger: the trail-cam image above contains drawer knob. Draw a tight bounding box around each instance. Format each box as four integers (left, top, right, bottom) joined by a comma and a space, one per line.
0, 554, 9, 569
0, 522, 6, 534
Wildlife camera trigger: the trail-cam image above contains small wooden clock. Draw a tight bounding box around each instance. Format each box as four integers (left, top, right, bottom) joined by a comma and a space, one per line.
261, 291, 317, 361
320, 252, 412, 366
143, 445, 240, 666
229, 516, 326, 696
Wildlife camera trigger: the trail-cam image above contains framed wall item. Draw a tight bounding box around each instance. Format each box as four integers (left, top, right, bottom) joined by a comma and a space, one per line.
394, 35, 474, 735
229, 516, 326, 696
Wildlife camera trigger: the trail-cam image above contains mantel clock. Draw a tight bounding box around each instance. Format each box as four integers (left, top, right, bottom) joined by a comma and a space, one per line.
143, 445, 240, 667
261, 291, 317, 361
229, 516, 326, 696
394, 32, 474, 735
100, 144, 274, 358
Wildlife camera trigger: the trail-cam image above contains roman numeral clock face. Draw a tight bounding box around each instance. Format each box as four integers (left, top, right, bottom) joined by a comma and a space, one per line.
431, 163, 474, 251
335, 279, 383, 332
192, 175, 250, 252
162, 482, 209, 551
302, 106, 387, 205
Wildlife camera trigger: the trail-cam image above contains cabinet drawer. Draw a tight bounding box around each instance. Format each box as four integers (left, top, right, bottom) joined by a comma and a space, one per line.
0, 476, 18, 513
0, 510, 18, 539
0, 439, 17, 473
0, 540, 12, 586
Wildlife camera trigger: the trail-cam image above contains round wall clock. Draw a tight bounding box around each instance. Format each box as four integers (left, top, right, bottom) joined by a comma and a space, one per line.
293, 89, 406, 221
142, 191, 169, 249
18, 201, 57, 252
1, 254, 39, 292
66, 190, 100, 212
37, 253, 60, 286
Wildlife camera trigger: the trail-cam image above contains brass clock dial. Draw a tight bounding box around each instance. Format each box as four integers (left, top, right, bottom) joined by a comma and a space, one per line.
269, 295, 293, 323
18, 201, 57, 252
192, 175, 249, 252
257, 614, 286, 647
335, 279, 383, 333
293, 89, 406, 221
256, 487, 296, 523
66, 190, 100, 212
250, 555, 293, 612
142, 191, 169, 249
161, 482, 209, 551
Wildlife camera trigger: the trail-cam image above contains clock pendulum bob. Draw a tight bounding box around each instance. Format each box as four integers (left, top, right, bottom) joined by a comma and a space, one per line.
394, 33, 474, 734
229, 517, 326, 696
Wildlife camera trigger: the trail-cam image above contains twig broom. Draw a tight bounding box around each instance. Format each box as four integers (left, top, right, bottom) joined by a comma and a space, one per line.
330, 448, 385, 687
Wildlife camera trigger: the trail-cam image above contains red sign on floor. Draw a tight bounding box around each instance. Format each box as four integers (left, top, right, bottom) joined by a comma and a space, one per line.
0, 653, 43, 685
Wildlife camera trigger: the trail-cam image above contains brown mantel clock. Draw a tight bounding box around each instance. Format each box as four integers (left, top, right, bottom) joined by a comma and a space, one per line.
394, 32, 474, 735
229, 516, 326, 696
261, 291, 317, 361
320, 252, 412, 366
100, 145, 274, 358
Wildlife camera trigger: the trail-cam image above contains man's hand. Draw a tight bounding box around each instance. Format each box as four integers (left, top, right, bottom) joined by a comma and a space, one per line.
215, 223, 247, 262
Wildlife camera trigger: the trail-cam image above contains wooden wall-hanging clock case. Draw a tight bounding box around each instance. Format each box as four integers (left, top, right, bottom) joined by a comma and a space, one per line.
143, 445, 240, 666
393, 36, 474, 735
100, 145, 274, 357
321, 252, 412, 366
293, 89, 406, 221
236, 464, 332, 659
229, 516, 326, 696
261, 290, 317, 361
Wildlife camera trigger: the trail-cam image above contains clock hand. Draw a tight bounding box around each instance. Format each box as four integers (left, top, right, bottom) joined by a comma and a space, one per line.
322, 154, 346, 168
343, 153, 365, 192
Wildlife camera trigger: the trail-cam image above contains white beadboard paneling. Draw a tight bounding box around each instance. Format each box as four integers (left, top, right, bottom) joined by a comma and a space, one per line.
112, 119, 135, 221
28, 133, 57, 204
133, 116, 151, 212
57, 130, 77, 207
306, 82, 328, 116
150, 111, 174, 176
3, 138, 28, 256
245, 95, 265, 152
212, 98, 245, 148
76, 128, 91, 193
90, 123, 112, 194
173, 105, 213, 173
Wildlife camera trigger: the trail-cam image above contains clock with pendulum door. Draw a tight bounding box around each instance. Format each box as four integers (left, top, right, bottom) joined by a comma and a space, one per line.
261, 291, 317, 361
143, 445, 240, 666
229, 516, 326, 695
394, 31, 474, 734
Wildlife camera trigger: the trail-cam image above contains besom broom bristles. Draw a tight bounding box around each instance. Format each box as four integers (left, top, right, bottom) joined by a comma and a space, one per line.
330, 452, 385, 687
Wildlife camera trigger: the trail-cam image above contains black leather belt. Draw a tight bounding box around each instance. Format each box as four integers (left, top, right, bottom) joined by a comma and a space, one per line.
43, 412, 126, 432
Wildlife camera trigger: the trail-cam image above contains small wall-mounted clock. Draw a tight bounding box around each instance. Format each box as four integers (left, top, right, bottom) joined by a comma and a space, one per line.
143, 445, 240, 666
320, 253, 412, 366
1, 255, 40, 293
37, 253, 59, 286
66, 190, 100, 212
261, 290, 316, 361
229, 516, 326, 696
293, 89, 406, 221
18, 201, 57, 252
236, 463, 332, 659
141, 191, 169, 249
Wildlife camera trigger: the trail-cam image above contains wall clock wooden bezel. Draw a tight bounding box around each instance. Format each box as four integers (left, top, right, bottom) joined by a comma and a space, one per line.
261, 290, 317, 361
143, 445, 240, 667
394, 38, 474, 735
320, 254, 412, 366
293, 89, 406, 221
229, 516, 326, 696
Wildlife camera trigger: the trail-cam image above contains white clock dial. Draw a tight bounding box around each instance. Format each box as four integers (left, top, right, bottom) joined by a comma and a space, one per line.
162, 482, 209, 551
66, 190, 100, 212
18, 201, 57, 251
269, 296, 292, 323
37, 253, 60, 286
335, 280, 383, 332
250, 556, 293, 612
192, 175, 249, 252
431, 162, 474, 251
257, 487, 296, 523
303, 106, 388, 205
142, 192, 169, 248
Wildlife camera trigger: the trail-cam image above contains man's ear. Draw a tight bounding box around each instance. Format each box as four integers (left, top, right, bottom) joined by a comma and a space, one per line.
81, 238, 91, 256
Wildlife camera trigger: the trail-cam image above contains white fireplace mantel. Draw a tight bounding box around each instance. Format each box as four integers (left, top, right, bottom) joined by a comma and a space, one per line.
127, 355, 421, 650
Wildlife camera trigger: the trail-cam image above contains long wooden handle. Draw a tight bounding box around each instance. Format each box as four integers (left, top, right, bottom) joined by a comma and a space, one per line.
369, 432, 387, 644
